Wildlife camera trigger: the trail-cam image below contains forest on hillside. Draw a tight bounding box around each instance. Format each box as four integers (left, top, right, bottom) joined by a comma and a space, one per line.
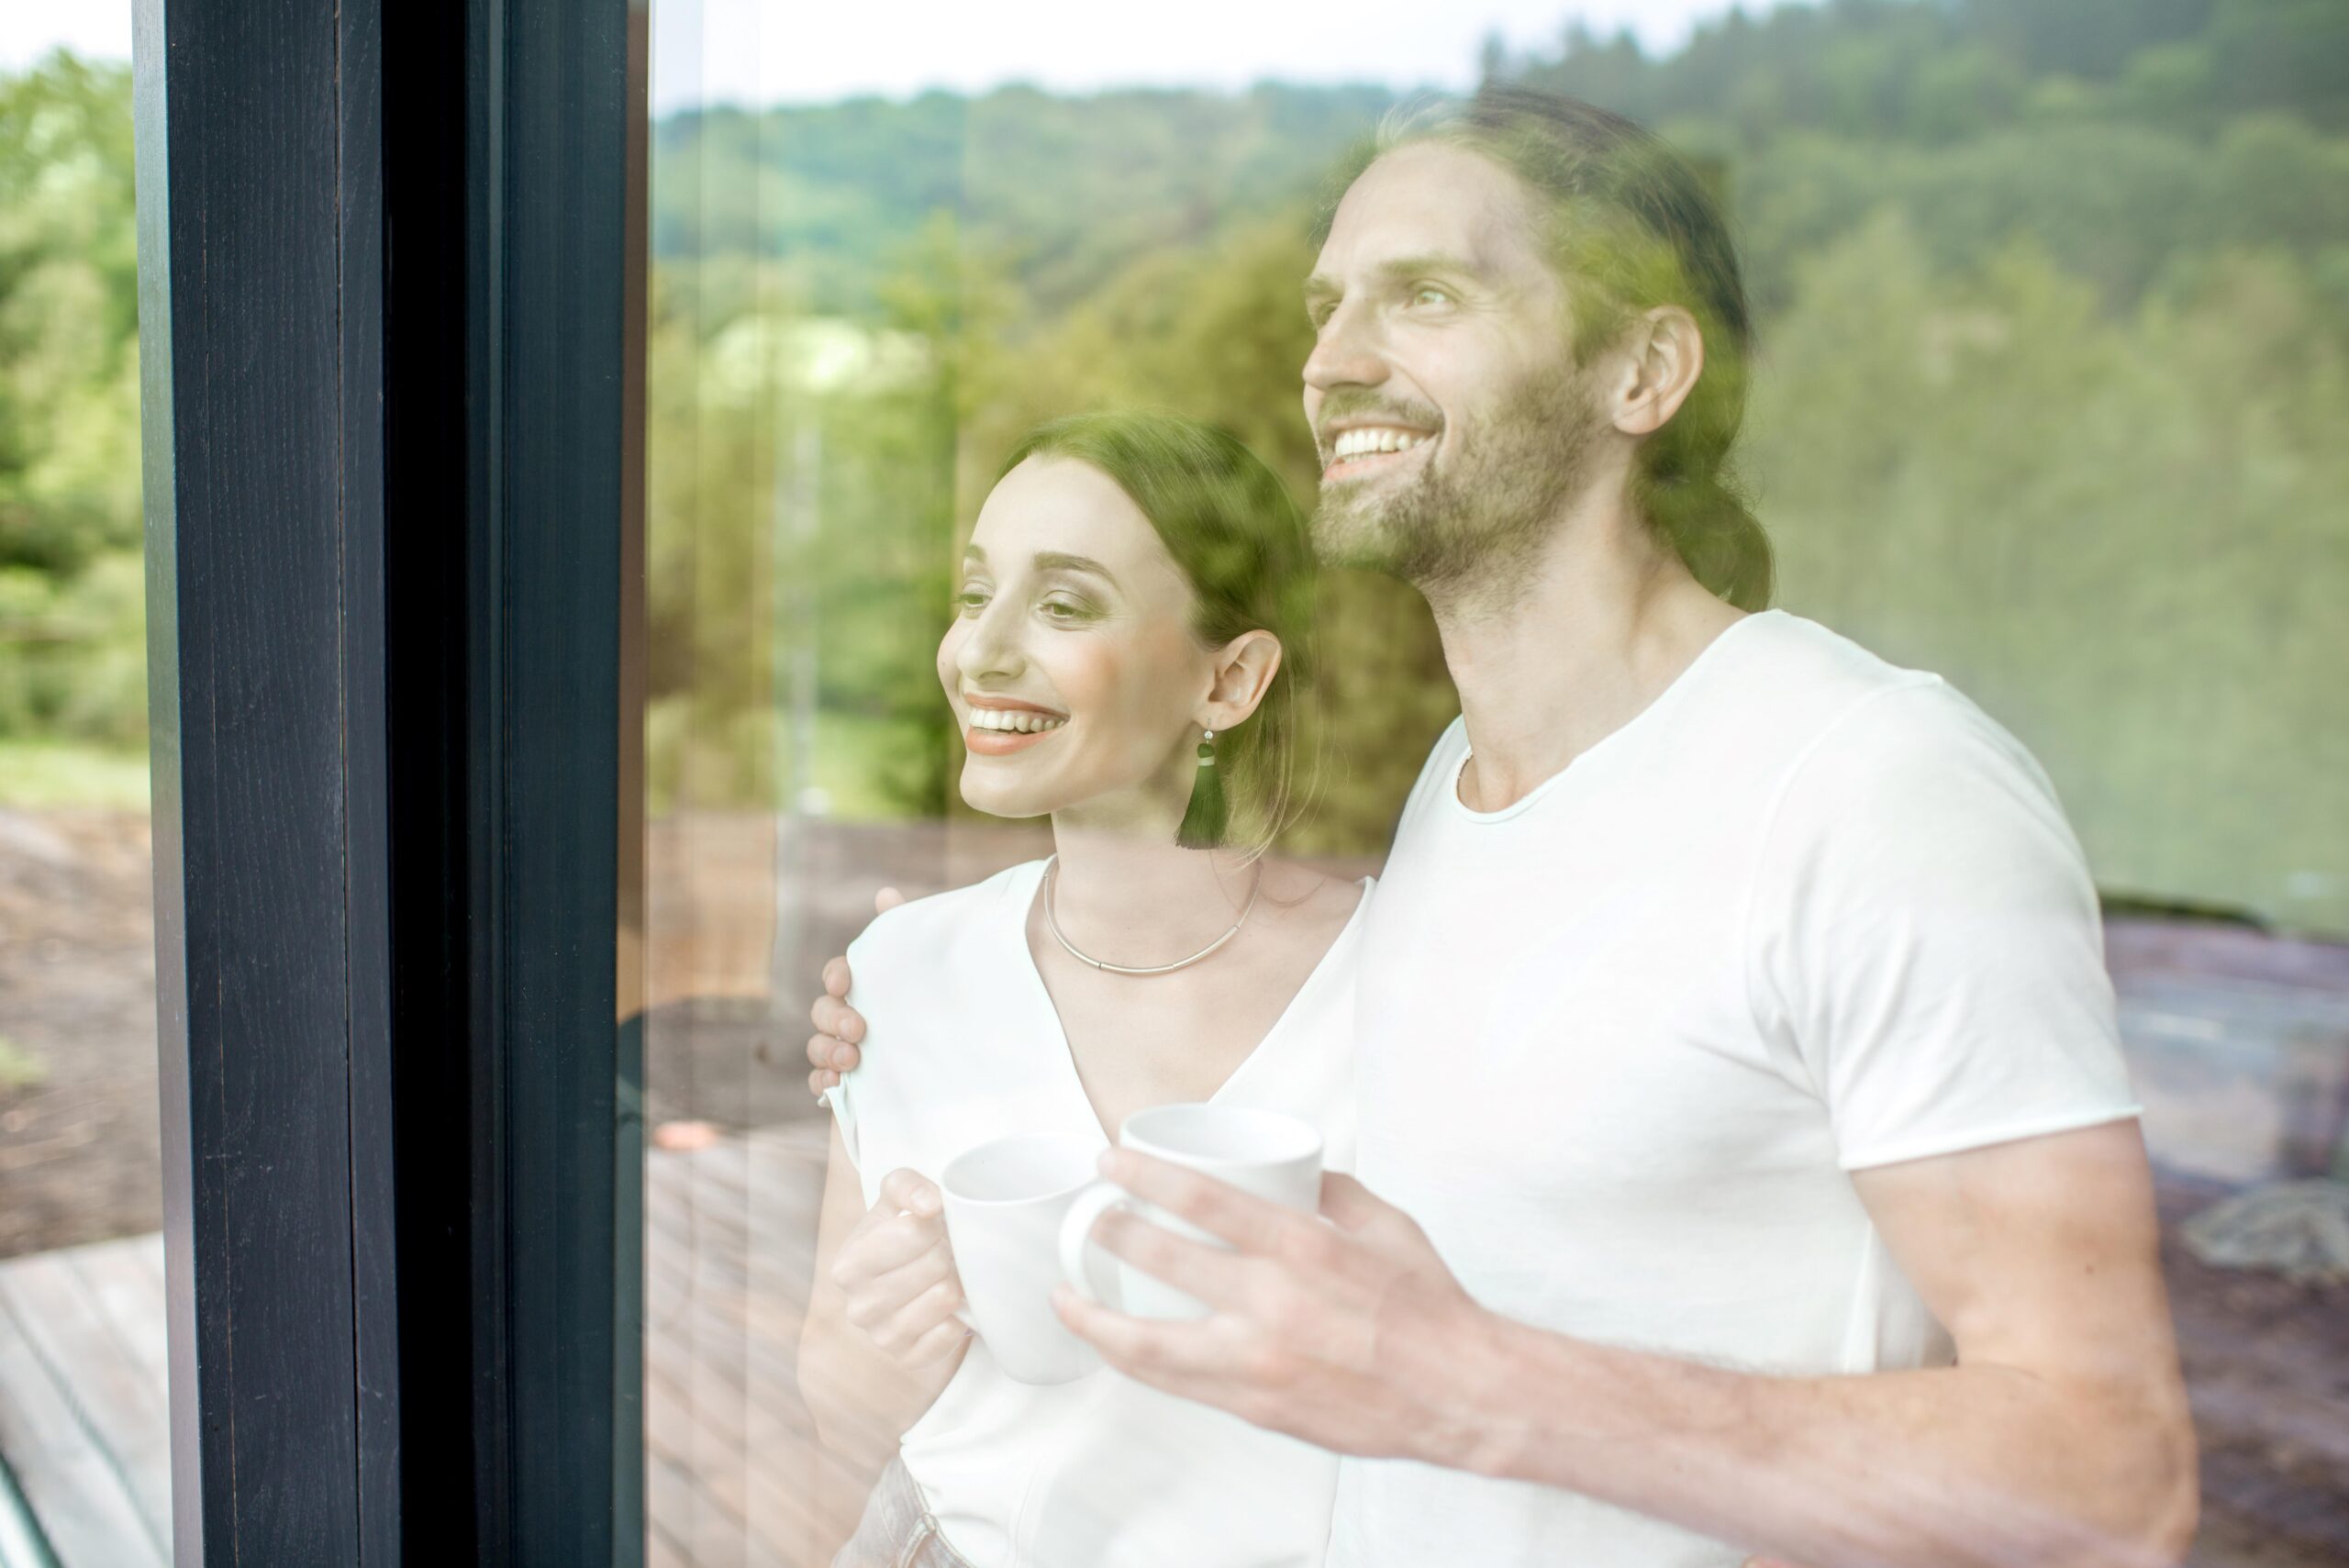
6, 0, 2348, 929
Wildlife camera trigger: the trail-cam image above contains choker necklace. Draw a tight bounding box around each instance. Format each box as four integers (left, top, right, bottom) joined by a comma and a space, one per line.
1041, 854, 1264, 976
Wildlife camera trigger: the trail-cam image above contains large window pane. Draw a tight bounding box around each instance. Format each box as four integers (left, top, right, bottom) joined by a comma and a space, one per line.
640, 6, 2349, 1566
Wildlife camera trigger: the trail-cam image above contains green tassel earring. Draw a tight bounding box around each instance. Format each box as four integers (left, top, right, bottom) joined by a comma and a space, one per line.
1175, 729, 1229, 850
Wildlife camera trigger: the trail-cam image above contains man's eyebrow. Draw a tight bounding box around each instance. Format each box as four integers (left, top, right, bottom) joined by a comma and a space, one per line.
1375, 252, 1483, 284
1032, 550, 1119, 585
1305, 253, 1486, 306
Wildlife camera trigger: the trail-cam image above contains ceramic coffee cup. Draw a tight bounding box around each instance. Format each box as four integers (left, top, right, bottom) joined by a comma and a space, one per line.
938, 1131, 1114, 1385
1057, 1104, 1323, 1321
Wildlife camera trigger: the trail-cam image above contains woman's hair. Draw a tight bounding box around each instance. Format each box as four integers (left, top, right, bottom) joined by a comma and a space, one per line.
1359, 87, 1774, 610
996, 412, 1319, 853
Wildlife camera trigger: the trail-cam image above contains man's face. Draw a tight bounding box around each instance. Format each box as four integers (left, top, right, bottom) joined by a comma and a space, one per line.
1303, 142, 1606, 595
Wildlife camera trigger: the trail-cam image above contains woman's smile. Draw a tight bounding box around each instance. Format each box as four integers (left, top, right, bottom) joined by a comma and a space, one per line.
963, 693, 1071, 756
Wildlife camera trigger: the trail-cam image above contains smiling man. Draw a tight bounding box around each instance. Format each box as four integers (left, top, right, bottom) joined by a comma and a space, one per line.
810, 89, 2199, 1567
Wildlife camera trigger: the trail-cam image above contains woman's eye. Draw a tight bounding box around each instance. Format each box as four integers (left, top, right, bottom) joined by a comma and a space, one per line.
954, 588, 990, 615
1038, 597, 1093, 623
1411, 285, 1453, 307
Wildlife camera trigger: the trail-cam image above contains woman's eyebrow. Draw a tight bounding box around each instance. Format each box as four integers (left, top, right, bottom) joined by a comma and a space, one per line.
1032, 550, 1119, 586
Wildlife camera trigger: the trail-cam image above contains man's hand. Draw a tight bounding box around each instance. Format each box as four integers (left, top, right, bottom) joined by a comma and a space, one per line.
832, 1168, 970, 1370
1051, 1151, 1486, 1462
805, 886, 901, 1095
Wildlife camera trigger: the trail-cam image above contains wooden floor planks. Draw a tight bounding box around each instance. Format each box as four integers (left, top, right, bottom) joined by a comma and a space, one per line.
0, 1118, 855, 1568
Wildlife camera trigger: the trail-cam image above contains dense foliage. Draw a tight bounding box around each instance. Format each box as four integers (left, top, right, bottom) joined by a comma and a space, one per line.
5, 0, 2346, 929
0, 53, 142, 748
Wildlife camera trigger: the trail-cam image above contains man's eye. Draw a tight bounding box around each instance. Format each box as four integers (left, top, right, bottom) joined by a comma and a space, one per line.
1411, 285, 1453, 307
954, 588, 990, 615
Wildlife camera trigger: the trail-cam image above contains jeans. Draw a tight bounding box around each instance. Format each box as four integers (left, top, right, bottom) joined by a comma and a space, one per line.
833, 1455, 978, 1568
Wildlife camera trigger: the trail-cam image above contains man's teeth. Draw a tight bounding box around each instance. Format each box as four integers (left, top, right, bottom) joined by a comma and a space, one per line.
969, 708, 1068, 734
1331, 427, 1432, 462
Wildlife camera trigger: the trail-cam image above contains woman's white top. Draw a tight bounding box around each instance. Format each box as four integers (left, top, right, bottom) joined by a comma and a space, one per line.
824, 859, 1370, 1568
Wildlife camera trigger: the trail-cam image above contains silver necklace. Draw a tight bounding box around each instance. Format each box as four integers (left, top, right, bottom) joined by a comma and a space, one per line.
1041, 854, 1264, 976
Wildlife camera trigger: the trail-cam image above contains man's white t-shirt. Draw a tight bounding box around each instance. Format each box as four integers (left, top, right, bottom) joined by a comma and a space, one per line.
827, 859, 1372, 1568
1325, 610, 2141, 1568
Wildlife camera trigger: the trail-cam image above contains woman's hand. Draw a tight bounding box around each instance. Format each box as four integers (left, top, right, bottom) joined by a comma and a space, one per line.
832, 1167, 970, 1369
806, 886, 902, 1095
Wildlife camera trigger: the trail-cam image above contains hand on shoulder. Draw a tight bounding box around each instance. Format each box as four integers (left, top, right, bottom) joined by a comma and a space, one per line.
806, 884, 904, 1095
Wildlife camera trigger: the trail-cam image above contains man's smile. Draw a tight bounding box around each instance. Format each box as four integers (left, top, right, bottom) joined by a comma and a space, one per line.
1321, 423, 1437, 483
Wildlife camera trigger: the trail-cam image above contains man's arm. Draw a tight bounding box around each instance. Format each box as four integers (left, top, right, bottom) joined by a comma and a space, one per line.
1056, 1119, 2198, 1568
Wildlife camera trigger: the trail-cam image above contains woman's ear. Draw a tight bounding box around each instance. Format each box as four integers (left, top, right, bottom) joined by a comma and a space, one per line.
1199, 630, 1283, 733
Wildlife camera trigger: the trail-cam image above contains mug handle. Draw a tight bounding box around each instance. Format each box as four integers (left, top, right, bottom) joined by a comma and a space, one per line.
1057, 1181, 1129, 1305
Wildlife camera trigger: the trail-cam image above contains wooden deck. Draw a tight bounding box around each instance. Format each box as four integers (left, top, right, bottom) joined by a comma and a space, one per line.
0, 1232, 168, 1567
0, 1118, 862, 1568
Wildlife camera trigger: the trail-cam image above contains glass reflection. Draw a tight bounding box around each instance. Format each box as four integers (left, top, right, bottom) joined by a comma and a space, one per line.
643, 6, 2349, 1566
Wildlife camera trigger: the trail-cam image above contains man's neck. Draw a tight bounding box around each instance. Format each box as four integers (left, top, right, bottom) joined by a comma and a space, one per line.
1429, 498, 1746, 812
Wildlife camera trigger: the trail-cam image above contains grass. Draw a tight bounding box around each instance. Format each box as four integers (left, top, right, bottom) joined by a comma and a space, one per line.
0, 1033, 46, 1092
0, 738, 150, 809
808, 710, 935, 821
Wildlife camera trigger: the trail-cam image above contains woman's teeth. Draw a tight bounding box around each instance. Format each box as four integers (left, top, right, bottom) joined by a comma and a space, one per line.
1331, 427, 1432, 463
968, 708, 1067, 734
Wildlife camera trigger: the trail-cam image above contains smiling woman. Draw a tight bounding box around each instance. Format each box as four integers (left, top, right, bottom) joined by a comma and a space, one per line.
947, 413, 1321, 855
796, 409, 1371, 1568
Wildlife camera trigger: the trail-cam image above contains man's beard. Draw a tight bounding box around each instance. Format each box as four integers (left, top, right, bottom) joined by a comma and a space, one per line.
1312, 360, 1601, 611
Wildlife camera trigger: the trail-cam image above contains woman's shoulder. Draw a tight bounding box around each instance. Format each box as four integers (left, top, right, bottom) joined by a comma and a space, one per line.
1253, 859, 1374, 962
844, 857, 1048, 984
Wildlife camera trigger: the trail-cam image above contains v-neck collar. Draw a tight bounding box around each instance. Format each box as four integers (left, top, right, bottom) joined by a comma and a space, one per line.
998, 860, 1371, 1147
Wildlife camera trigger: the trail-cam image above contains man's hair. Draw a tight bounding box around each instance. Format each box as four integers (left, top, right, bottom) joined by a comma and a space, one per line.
1340, 87, 1774, 610
997, 412, 1319, 853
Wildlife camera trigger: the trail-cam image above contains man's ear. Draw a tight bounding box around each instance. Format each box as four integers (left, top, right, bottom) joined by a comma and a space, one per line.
1610, 305, 1705, 438
1198, 630, 1284, 733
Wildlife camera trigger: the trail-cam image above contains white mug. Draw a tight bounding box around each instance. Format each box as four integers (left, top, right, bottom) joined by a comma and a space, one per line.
1057, 1104, 1323, 1321
938, 1131, 1113, 1385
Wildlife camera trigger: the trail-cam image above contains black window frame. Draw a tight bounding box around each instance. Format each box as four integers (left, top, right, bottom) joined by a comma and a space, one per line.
133, 0, 649, 1559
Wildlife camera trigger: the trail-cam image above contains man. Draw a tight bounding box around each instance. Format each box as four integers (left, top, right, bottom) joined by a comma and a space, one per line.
807, 91, 2198, 1567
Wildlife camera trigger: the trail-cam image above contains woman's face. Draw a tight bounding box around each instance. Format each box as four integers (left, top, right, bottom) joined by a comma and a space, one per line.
939, 455, 1217, 826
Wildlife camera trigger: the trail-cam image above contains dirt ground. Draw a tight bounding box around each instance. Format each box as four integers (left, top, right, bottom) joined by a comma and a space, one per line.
2, 806, 2343, 1563
0, 809, 161, 1259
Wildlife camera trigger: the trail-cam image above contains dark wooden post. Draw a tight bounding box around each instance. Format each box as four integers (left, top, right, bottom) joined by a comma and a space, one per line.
132, 0, 643, 1559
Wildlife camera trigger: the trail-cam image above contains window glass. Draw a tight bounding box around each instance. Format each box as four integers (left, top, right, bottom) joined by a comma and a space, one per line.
640, 5, 2349, 1565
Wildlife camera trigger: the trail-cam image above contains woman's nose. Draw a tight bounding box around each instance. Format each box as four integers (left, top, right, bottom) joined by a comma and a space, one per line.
956, 602, 1025, 681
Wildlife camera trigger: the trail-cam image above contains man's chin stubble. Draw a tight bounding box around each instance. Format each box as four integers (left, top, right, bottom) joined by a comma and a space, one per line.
1312, 465, 1553, 615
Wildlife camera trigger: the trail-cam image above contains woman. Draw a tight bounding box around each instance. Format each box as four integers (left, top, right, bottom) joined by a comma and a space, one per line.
797, 411, 1369, 1568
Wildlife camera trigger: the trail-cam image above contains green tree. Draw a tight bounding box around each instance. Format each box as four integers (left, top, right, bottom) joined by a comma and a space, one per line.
0, 52, 143, 748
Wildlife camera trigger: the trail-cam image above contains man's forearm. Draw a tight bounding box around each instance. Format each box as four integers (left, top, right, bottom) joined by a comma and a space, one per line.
1403, 1298, 2196, 1568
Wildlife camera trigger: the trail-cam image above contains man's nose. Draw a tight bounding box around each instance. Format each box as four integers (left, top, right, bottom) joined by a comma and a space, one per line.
1303, 304, 1388, 394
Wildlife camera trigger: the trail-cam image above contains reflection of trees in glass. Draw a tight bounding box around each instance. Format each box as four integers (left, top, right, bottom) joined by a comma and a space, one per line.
0, 54, 143, 750
1753, 214, 2349, 934
8, 0, 2349, 925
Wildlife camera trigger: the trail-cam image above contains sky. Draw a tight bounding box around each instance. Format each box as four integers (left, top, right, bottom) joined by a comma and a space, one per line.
2, 3, 1806, 115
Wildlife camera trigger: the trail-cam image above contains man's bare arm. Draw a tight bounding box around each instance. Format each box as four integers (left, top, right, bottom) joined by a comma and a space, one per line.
1059, 1121, 2198, 1568
1442, 1121, 2197, 1565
